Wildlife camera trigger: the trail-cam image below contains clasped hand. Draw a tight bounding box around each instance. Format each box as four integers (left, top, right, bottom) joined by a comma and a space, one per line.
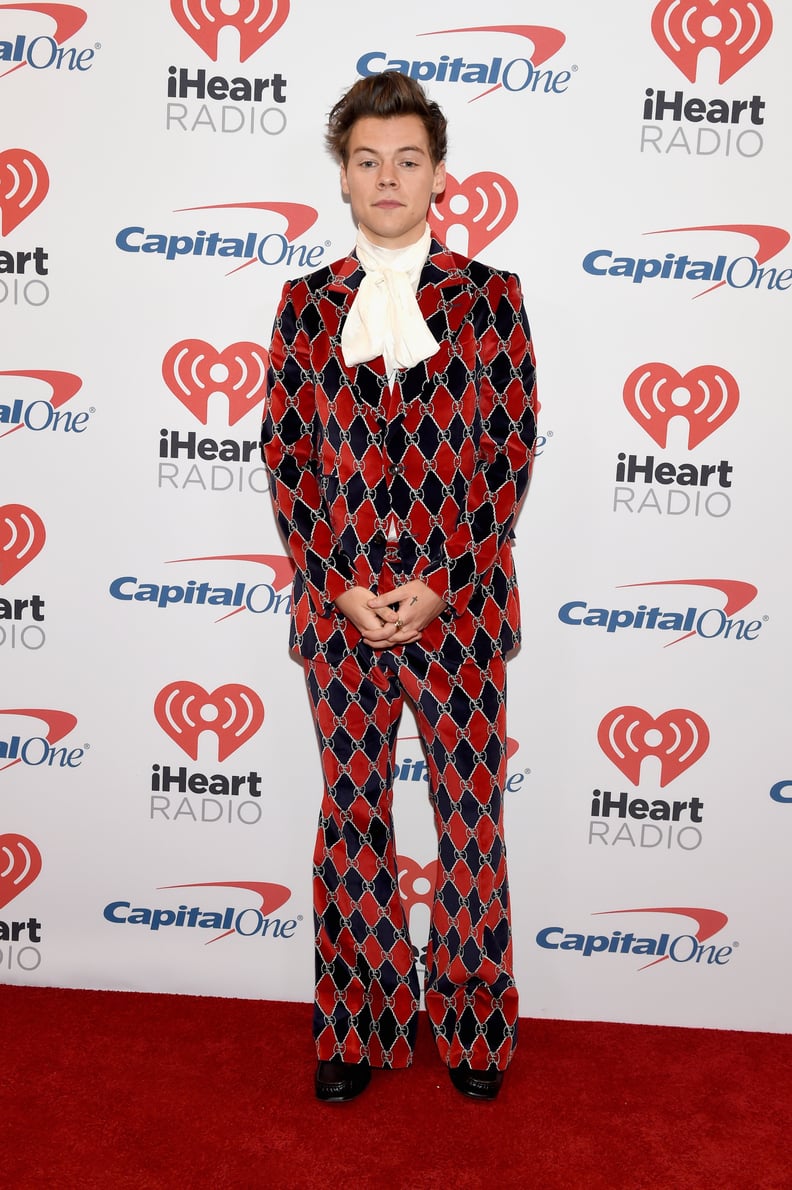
333, 580, 446, 648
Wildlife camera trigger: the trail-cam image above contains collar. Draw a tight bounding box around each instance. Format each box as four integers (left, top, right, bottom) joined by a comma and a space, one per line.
324, 238, 470, 297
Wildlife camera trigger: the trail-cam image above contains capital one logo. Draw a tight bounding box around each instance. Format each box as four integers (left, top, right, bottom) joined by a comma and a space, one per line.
0, 148, 48, 234
115, 201, 319, 275
0, 3, 87, 79
162, 340, 268, 426
623, 363, 739, 449
161, 879, 292, 943
537, 906, 732, 971
0, 833, 41, 909
358, 25, 569, 105
154, 681, 264, 761
171, 0, 289, 62
598, 706, 710, 788
0, 708, 78, 772
0, 370, 83, 439
652, 0, 773, 83
0, 503, 45, 582
430, 172, 518, 257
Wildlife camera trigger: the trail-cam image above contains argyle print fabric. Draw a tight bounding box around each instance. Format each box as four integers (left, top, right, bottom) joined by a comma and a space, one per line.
261, 238, 536, 1071
305, 647, 517, 1070
261, 239, 537, 672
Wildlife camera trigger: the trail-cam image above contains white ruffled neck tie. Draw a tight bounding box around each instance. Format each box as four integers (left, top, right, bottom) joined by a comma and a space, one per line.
340, 224, 440, 379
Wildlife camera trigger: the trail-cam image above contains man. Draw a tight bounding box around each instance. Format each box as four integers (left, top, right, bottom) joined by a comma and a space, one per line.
261, 71, 536, 1103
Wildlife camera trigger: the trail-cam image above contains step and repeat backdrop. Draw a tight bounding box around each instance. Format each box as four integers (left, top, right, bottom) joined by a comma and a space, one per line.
2, 1, 791, 1033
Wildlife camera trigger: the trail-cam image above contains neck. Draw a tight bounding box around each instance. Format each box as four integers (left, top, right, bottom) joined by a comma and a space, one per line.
356, 224, 431, 266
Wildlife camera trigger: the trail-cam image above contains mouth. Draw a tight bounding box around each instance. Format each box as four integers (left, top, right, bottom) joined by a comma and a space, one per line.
374, 200, 403, 209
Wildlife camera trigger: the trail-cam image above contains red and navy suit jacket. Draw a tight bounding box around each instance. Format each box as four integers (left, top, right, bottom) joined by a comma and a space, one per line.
261, 238, 537, 669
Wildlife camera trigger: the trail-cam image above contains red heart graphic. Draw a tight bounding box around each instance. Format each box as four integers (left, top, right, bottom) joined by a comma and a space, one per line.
651, 0, 773, 84
430, 172, 519, 257
154, 681, 265, 761
0, 834, 42, 911
0, 148, 50, 235
0, 504, 46, 584
398, 856, 439, 918
598, 706, 710, 788
623, 363, 739, 449
170, 0, 290, 62
162, 340, 268, 426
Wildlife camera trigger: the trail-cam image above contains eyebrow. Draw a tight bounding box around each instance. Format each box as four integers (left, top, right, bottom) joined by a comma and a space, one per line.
350, 144, 427, 156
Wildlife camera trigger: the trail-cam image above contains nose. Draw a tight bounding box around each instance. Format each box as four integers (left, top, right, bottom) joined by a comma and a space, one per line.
377, 168, 397, 188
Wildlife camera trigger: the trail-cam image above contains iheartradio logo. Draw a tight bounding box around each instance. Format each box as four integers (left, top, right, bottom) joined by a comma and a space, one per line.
430, 172, 518, 257
154, 681, 264, 761
651, 0, 773, 84
170, 0, 290, 62
623, 363, 739, 449
398, 855, 438, 922
161, 340, 268, 426
0, 833, 42, 909
598, 706, 710, 788
0, 148, 49, 234
0, 503, 46, 583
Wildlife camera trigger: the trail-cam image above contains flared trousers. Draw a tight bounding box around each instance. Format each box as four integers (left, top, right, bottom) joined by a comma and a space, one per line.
303, 642, 518, 1071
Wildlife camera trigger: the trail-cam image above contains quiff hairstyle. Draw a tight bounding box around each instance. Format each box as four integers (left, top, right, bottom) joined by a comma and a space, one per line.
326, 71, 448, 165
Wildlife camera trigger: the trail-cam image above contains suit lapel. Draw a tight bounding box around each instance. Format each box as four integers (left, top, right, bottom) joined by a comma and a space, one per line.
416, 241, 476, 343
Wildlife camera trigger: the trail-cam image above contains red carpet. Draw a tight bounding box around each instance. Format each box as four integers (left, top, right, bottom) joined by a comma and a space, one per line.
1, 984, 790, 1189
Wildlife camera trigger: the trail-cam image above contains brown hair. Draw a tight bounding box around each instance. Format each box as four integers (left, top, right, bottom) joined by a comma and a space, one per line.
326, 72, 448, 165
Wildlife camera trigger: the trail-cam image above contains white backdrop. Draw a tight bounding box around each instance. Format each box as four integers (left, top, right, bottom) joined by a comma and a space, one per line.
2, 0, 791, 1033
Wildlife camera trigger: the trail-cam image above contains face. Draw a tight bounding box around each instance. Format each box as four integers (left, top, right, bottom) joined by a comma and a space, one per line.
340, 114, 446, 249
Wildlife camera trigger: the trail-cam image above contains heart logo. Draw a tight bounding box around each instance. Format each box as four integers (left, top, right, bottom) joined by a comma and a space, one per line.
161, 340, 268, 426
154, 681, 265, 761
651, 0, 773, 84
0, 148, 50, 235
598, 706, 710, 788
430, 172, 519, 257
623, 363, 739, 449
398, 856, 439, 919
0, 834, 42, 911
170, 0, 290, 62
0, 504, 46, 584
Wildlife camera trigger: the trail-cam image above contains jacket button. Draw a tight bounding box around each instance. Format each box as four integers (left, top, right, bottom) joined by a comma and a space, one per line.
373, 531, 386, 545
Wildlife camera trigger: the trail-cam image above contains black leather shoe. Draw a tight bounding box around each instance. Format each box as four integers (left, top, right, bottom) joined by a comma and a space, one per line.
315, 1059, 371, 1103
448, 1061, 504, 1101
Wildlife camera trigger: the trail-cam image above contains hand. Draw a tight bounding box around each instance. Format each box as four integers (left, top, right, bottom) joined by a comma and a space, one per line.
367, 579, 446, 647
332, 586, 403, 649
333, 581, 446, 649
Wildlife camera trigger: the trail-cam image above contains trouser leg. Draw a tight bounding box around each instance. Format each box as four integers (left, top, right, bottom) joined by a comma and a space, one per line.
397, 652, 518, 1071
303, 651, 420, 1069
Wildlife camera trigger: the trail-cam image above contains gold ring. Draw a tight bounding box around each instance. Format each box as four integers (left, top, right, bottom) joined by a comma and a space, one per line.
396, 618, 404, 630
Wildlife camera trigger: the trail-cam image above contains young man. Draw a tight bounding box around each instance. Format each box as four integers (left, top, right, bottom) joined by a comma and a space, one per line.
261, 72, 537, 1102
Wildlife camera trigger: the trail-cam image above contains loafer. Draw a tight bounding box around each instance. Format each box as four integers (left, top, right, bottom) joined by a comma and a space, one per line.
315, 1059, 371, 1103
448, 1060, 504, 1101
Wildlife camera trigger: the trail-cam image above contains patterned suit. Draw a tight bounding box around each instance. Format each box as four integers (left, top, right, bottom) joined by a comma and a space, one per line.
262, 237, 536, 1071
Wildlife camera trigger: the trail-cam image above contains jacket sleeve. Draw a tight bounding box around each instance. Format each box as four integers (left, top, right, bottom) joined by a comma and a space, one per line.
417, 271, 537, 614
260, 281, 356, 615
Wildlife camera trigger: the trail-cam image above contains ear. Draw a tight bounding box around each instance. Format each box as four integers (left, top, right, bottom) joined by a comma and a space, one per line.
432, 160, 446, 195
340, 162, 350, 196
